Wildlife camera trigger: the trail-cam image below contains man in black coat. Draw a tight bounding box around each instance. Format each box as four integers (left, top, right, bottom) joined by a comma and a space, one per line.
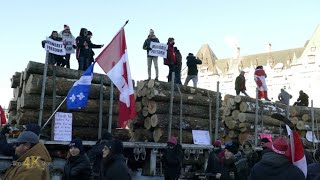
162, 137, 183, 180
293, 90, 309, 106
100, 139, 131, 180
205, 140, 222, 178
184, 53, 202, 88
249, 137, 305, 180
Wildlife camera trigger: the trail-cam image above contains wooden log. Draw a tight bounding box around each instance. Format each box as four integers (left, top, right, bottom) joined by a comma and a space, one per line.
144, 117, 152, 130
8, 101, 17, 113
238, 112, 283, 127
25, 74, 118, 100
239, 101, 286, 116
238, 132, 254, 145
297, 121, 305, 130
302, 114, 311, 122
232, 110, 240, 120
228, 130, 237, 138
16, 108, 118, 128
223, 108, 231, 116
13, 87, 21, 101
11, 72, 21, 88
25, 61, 112, 85
8, 111, 17, 124
150, 114, 211, 130
141, 88, 147, 97
19, 71, 24, 88
291, 117, 299, 125
289, 106, 312, 117
141, 97, 149, 107
142, 107, 149, 117
147, 101, 214, 119
234, 95, 242, 103
147, 79, 155, 88
129, 128, 153, 142
136, 102, 142, 112
152, 128, 193, 143
225, 117, 239, 130
19, 92, 119, 113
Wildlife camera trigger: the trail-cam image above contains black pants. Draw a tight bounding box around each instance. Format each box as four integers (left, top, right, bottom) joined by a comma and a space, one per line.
168, 65, 180, 84
293, 102, 308, 106
65, 54, 71, 68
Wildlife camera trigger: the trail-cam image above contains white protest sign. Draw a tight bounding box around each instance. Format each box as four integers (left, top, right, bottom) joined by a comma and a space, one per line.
63, 37, 75, 54
306, 131, 320, 143
45, 37, 66, 56
192, 130, 211, 145
148, 42, 168, 58
54, 112, 72, 141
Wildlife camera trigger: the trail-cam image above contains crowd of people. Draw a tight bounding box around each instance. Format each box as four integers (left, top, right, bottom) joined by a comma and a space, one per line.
42, 25, 104, 71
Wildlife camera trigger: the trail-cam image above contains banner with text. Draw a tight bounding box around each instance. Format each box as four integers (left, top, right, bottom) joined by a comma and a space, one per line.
63, 37, 75, 54
45, 37, 66, 56
54, 112, 72, 141
148, 42, 168, 58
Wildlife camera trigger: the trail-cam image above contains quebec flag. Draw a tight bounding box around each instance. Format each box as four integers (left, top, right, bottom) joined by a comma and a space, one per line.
67, 63, 94, 109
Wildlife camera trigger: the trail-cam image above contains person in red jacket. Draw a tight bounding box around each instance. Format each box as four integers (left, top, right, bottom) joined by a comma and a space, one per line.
254, 66, 270, 101
164, 37, 178, 83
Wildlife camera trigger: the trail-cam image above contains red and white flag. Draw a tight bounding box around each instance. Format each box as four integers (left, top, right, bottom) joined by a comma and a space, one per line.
288, 129, 307, 177
96, 28, 136, 128
0, 106, 7, 125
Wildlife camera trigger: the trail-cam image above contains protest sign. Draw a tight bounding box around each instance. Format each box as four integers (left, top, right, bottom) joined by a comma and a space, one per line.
63, 37, 75, 54
45, 37, 66, 56
192, 130, 211, 145
306, 131, 320, 143
148, 42, 168, 58
54, 112, 72, 141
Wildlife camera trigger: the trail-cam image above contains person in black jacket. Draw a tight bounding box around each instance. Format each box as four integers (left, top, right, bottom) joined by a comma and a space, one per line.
87, 132, 112, 180
248, 137, 305, 180
174, 47, 182, 84
63, 138, 93, 180
206, 140, 223, 179
184, 53, 202, 88
41, 31, 65, 66
100, 139, 131, 180
161, 137, 183, 180
293, 90, 309, 106
307, 148, 320, 180
143, 29, 160, 81
86, 31, 104, 65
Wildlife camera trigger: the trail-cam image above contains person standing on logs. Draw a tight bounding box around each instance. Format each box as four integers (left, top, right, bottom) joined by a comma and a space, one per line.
86, 31, 104, 66
293, 90, 309, 106
164, 37, 179, 83
184, 53, 202, 88
59, 24, 76, 68
277, 88, 292, 105
143, 29, 160, 81
42, 31, 65, 66
235, 70, 249, 96
254, 66, 270, 101
174, 47, 182, 84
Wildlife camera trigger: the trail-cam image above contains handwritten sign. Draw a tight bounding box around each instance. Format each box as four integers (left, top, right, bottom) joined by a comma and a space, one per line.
148, 42, 168, 58
192, 130, 211, 145
45, 37, 66, 56
54, 112, 72, 141
63, 37, 75, 54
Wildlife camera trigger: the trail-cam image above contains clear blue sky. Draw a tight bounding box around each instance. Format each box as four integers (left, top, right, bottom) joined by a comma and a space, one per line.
0, 0, 319, 108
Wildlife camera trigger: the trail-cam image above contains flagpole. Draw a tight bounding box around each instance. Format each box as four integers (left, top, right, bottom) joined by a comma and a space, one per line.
108, 81, 114, 133
41, 97, 67, 132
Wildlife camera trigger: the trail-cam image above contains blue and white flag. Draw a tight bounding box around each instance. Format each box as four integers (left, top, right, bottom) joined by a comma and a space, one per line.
66, 63, 95, 109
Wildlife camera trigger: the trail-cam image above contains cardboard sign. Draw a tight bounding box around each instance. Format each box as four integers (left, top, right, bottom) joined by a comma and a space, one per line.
63, 37, 75, 54
148, 42, 168, 58
192, 130, 211, 145
45, 37, 66, 56
54, 112, 72, 141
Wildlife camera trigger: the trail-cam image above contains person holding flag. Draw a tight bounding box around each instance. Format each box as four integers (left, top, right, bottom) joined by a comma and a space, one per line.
96, 20, 136, 128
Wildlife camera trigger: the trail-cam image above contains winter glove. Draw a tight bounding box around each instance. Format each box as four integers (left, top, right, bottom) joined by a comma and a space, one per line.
0, 124, 11, 135
72, 45, 77, 49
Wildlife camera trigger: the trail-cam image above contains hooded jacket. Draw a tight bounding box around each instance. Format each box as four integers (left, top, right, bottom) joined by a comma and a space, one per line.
3, 143, 52, 180
186, 54, 202, 75
142, 35, 159, 57
248, 152, 305, 180
63, 153, 93, 180
100, 154, 131, 180
161, 144, 183, 178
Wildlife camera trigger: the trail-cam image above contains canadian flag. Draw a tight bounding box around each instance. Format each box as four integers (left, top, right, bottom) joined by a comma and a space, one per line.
96, 28, 136, 128
288, 129, 307, 177
0, 106, 6, 125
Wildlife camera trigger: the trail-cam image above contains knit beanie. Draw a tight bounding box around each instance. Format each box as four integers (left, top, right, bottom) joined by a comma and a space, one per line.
24, 123, 41, 136
69, 138, 84, 153
225, 143, 238, 154
106, 140, 124, 154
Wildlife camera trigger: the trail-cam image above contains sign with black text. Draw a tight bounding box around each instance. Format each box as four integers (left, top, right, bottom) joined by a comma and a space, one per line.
54, 112, 72, 141
45, 37, 66, 56
148, 42, 168, 58
63, 37, 75, 54
192, 130, 211, 145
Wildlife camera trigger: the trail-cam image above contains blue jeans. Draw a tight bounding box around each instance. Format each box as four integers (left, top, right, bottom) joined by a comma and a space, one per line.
78, 57, 91, 71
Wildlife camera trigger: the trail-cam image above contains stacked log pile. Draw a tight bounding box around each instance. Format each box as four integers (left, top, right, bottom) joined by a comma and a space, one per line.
129, 79, 222, 143
221, 94, 320, 144
8, 61, 130, 141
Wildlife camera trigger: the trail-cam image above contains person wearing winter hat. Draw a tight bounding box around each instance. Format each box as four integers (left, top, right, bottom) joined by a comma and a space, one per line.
206, 140, 223, 177
100, 139, 131, 180
59, 24, 76, 68
63, 138, 93, 180
184, 52, 202, 88
87, 132, 113, 179
41, 31, 65, 66
3, 131, 52, 180
249, 137, 305, 180
23, 123, 41, 136
86, 30, 104, 66
142, 29, 160, 81
162, 137, 183, 180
